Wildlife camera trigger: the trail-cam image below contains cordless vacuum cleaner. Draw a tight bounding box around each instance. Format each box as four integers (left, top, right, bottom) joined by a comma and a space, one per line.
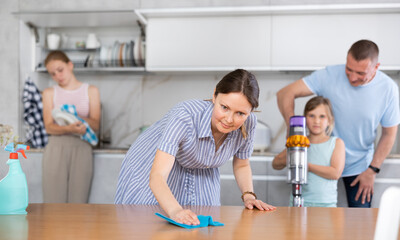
286, 116, 310, 207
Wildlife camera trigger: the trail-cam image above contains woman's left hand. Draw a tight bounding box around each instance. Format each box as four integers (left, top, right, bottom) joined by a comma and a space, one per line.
244, 199, 276, 211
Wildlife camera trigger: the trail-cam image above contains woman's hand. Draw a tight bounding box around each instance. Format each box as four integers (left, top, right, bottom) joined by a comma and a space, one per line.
170, 209, 200, 225
68, 121, 86, 135
244, 198, 276, 211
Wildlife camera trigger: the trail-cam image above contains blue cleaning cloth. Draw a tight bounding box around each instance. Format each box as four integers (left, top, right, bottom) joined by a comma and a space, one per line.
60, 104, 98, 146
155, 212, 224, 229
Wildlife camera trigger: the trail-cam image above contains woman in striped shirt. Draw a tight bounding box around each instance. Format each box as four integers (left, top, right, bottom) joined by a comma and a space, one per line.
115, 69, 276, 225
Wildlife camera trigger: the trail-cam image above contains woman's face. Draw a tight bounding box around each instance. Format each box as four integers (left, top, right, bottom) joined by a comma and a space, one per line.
305, 104, 330, 136
45, 60, 74, 87
211, 92, 252, 134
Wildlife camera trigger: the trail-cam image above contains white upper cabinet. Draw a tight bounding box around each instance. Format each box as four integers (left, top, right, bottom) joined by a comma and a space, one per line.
140, 4, 400, 72
146, 16, 271, 71
271, 13, 400, 70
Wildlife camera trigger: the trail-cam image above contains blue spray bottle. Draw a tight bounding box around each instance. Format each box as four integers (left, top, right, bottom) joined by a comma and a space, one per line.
0, 143, 30, 215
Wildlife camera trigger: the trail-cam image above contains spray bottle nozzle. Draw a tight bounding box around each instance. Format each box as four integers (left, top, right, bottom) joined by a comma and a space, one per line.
4, 143, 30, 159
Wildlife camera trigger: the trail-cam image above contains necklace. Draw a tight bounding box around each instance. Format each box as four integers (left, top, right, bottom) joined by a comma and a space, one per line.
215, 133, 226, 151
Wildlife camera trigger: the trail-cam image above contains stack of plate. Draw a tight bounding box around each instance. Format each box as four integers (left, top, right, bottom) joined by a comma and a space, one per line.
99, 37, 145, 67
52, 108, 79, 126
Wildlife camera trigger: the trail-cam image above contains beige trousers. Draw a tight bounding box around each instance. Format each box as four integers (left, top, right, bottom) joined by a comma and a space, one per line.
42, 135, 93, 203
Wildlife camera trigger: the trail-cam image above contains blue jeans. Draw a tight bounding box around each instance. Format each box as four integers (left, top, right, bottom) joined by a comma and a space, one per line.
342, 175, 372, 208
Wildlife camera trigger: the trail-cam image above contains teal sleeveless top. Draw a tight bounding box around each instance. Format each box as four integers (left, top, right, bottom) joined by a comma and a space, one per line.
290, 136, 338, 207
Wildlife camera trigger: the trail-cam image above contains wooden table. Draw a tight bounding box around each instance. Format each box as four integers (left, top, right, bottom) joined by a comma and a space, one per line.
0, 204, 392, 240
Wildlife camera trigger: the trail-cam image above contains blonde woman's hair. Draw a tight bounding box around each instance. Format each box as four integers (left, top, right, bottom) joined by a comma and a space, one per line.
44, 50, 70, 67
304, 96, 335, 136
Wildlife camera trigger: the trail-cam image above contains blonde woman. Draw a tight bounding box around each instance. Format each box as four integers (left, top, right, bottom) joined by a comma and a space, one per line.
42, 51, 100, 203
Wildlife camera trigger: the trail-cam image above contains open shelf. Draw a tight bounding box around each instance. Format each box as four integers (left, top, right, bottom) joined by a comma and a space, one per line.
36, 66, 146, 73
13, 10, 139, 28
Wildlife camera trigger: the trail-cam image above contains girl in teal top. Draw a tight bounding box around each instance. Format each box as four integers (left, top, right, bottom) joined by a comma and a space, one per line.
273, 96, 345, 207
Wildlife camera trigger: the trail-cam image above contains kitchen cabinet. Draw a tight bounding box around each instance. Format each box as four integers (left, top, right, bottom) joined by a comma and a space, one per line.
271, 13, 400, 69
15, 5, 400, 74
2, 151, 400, 205
220, 155, 400, 207
88, 153, 125, 204
140, 4, 400, 72
145, 16, 271, 71
0, 151, 126, 204
14, 10, 146, 73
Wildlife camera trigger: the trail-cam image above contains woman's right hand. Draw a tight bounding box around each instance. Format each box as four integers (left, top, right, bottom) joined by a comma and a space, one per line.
170, 209, 200, 225
68, 121, 87, 135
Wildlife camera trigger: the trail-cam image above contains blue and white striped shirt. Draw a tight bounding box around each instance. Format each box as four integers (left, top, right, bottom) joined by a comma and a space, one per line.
115, 99, 256, 206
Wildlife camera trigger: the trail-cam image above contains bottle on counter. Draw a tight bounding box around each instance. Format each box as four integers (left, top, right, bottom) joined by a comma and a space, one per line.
0, 143, 30, 215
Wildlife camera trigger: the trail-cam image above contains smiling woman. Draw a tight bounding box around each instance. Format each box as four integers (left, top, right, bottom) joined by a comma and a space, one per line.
115, 69, 276, 226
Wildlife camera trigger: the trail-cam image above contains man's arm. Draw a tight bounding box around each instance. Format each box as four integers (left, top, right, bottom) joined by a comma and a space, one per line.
272, 149, 287, 170
371, 125, 398, 168
351, 125, 398, 204
276, 79, 314, 126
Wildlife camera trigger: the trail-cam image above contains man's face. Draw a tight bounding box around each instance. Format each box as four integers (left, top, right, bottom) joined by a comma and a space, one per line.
345, 54, 379, 87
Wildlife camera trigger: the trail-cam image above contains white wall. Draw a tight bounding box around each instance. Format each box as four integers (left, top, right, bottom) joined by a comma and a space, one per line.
0, 0, 19, 135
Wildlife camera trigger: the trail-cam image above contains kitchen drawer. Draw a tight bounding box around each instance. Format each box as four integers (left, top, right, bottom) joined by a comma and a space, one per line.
219, 157, 269, 175
377, 159, 400, 178
220, 179, 267, 206
88, 153, 125, 203
267, 181, 291, 206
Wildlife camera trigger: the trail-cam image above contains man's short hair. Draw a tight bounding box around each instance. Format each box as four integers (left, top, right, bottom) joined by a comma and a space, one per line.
348, 39, 379, 63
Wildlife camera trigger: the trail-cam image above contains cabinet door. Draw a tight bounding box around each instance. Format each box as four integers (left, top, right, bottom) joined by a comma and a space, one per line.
89, 153, 125, 204
146, 16, 271, 71
271, 13, 400, 68
220, 156, 269, 205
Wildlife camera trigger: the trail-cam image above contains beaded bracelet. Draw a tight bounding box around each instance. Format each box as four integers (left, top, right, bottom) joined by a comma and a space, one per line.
241, 191, 257, 202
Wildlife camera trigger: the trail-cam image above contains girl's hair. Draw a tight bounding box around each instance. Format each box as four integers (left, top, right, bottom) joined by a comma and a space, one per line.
304, 96, 335, 136
44, 50, 70, 66
214, 69, 260, 139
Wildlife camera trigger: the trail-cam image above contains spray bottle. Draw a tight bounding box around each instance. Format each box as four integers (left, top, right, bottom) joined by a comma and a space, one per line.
0, 143, 30, 215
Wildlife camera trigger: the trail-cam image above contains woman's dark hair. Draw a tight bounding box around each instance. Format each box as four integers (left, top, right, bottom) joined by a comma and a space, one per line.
348, 39, 379, 63
214, 69, 259, 139
214, 69, 260, 110
44, 50, 70, 66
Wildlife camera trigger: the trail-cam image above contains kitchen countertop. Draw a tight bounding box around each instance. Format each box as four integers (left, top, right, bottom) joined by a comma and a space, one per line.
6, 203, 384, 240
27, 148, 400, 158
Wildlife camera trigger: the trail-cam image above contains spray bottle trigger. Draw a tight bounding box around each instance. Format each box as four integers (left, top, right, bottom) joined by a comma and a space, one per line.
17, 150, 27, 159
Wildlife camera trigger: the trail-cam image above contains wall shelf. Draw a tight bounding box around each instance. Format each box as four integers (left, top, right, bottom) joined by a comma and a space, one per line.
14, 10, 146, 73
36, 66, 146, 73
13, 10, 139, 28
